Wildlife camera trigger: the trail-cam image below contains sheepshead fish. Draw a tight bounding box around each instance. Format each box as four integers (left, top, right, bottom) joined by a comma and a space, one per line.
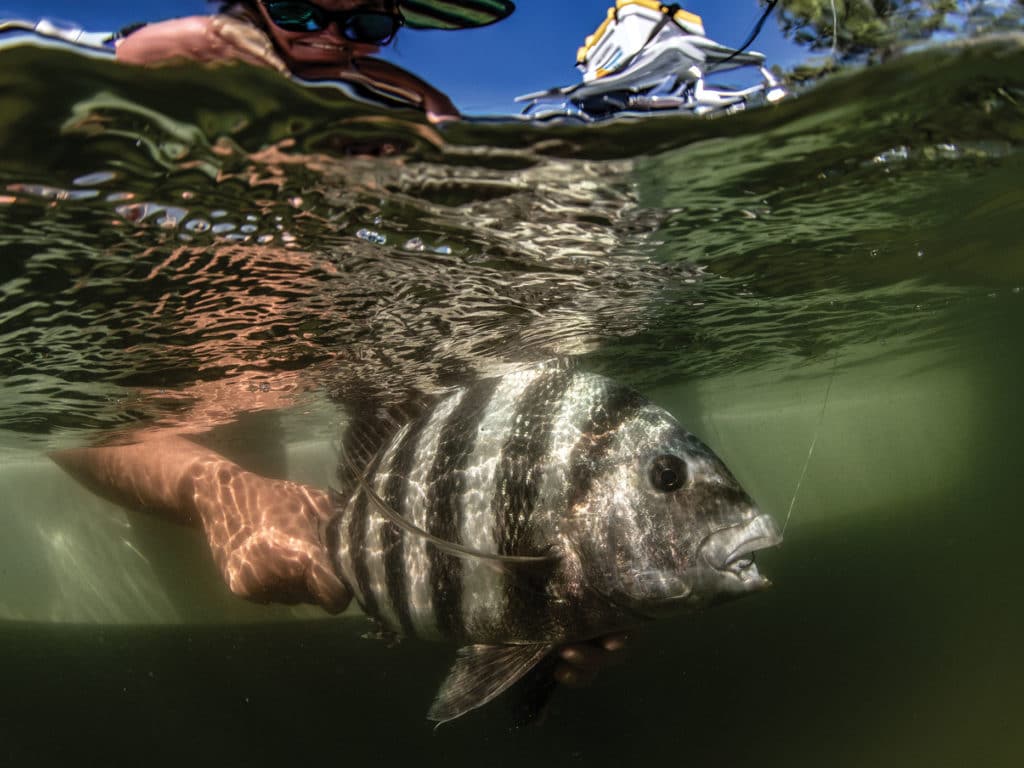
326, 362, 781, 722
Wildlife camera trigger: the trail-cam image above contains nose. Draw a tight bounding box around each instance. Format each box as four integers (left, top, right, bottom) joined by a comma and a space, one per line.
319, 20, 346, 43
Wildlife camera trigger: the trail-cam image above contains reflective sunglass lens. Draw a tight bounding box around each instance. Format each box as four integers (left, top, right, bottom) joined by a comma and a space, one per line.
344, 13, 399, 44
265, 2, 323, 32
264, 2, 400, 42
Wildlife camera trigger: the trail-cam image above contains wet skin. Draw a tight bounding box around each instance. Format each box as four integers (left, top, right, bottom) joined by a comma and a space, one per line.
113, 1, 459, 122
52, 436, 624, 684
254, 0, 390, 70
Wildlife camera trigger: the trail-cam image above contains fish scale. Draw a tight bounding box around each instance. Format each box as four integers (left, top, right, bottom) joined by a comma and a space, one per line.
456, 367, 550, 640
402, 391, 466, 640
381, 412, 433, 638
423, 375, 502, 639
329, 363, 781, 722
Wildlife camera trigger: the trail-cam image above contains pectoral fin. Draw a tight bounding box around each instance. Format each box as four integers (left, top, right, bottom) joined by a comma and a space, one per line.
428, 643, 555, 724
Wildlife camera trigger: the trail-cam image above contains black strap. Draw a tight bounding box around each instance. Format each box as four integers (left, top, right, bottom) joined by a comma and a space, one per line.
707, 0, 779, 73
641, 4, 680, 50
609, 3, 680, 75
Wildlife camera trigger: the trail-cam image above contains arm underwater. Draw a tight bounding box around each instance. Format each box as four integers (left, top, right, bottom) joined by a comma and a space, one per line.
52, 360, 780, 723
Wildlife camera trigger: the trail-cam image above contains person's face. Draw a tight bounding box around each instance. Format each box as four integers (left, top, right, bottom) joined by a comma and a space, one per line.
256, 0, 395, 68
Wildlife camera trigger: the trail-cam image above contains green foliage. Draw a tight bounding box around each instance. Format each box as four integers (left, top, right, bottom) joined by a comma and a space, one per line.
961, 0, 1024, 36
771, 0, 1020, 63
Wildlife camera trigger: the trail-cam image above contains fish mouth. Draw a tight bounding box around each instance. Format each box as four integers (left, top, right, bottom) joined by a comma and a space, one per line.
700, 513, 783, 589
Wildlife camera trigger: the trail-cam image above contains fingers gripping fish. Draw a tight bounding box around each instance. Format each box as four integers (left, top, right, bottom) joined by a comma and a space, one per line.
327, 362, 781, 723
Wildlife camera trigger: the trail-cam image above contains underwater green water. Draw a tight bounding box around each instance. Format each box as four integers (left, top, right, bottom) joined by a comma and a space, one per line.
1, 36, 1022, 765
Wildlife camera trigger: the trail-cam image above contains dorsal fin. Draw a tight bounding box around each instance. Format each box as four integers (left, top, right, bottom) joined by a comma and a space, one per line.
334, 393, 432, 498
333, 381, 562, 571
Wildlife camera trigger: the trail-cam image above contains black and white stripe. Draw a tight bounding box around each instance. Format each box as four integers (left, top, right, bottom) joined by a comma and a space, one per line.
400, 0, 516, 30
332, 364, 652, 643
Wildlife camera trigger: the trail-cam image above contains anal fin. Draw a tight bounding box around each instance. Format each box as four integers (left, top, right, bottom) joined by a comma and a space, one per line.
428, 643, 555, 724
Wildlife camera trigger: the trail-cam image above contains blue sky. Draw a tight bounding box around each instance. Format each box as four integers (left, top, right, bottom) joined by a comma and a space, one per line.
0, 1, 807, 113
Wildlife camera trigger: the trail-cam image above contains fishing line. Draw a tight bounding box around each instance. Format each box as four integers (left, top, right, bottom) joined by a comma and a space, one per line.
341, 447, 558, 568
781, 349, 839, 537
829, 0, 839, 58
706, 0, 780, 74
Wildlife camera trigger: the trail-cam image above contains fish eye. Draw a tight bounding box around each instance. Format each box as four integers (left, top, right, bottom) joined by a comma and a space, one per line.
649, 454, 687, 493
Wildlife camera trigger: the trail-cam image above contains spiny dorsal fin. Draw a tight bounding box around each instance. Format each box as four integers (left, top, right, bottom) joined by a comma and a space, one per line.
334, 394, 431, 497
428, 643, 555, 724
334, 359, 579, 496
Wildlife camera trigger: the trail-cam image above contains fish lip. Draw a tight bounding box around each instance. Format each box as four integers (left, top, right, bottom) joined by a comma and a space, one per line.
700, 513, 783, 587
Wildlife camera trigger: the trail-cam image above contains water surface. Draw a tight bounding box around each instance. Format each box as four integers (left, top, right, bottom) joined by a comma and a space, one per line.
1, 35, 1022, 766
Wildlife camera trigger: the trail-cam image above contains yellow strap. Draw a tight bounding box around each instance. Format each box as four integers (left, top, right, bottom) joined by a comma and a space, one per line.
576, 1, 704, 65
618, 0, 702, 30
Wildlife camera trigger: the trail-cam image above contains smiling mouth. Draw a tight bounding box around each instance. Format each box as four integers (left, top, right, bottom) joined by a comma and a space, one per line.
296, 40, 345, 51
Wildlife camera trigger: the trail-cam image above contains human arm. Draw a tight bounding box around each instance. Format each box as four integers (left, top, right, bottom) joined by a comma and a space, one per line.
115, 17, 457, 124
51, 436, 620, 676
351, 57, 460, 124
299, 56, 460, 124
114, 15, 290, 74
51, 436, 350, 612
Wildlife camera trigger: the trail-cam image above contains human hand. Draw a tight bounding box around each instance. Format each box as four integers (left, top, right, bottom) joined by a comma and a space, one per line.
206, 15, 290, 74
343, 57, 461, 125
188, 458, 351, 613
554, 634, 628, 687
53, 436, 350, 613
422, 93, 460, 126
115, 15, 289, 75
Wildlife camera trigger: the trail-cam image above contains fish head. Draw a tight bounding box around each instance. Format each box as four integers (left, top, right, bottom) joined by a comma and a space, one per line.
573, 401, 781, 619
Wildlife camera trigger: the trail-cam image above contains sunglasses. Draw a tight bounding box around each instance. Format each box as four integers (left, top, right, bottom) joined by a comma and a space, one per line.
261, 2, 402, 45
